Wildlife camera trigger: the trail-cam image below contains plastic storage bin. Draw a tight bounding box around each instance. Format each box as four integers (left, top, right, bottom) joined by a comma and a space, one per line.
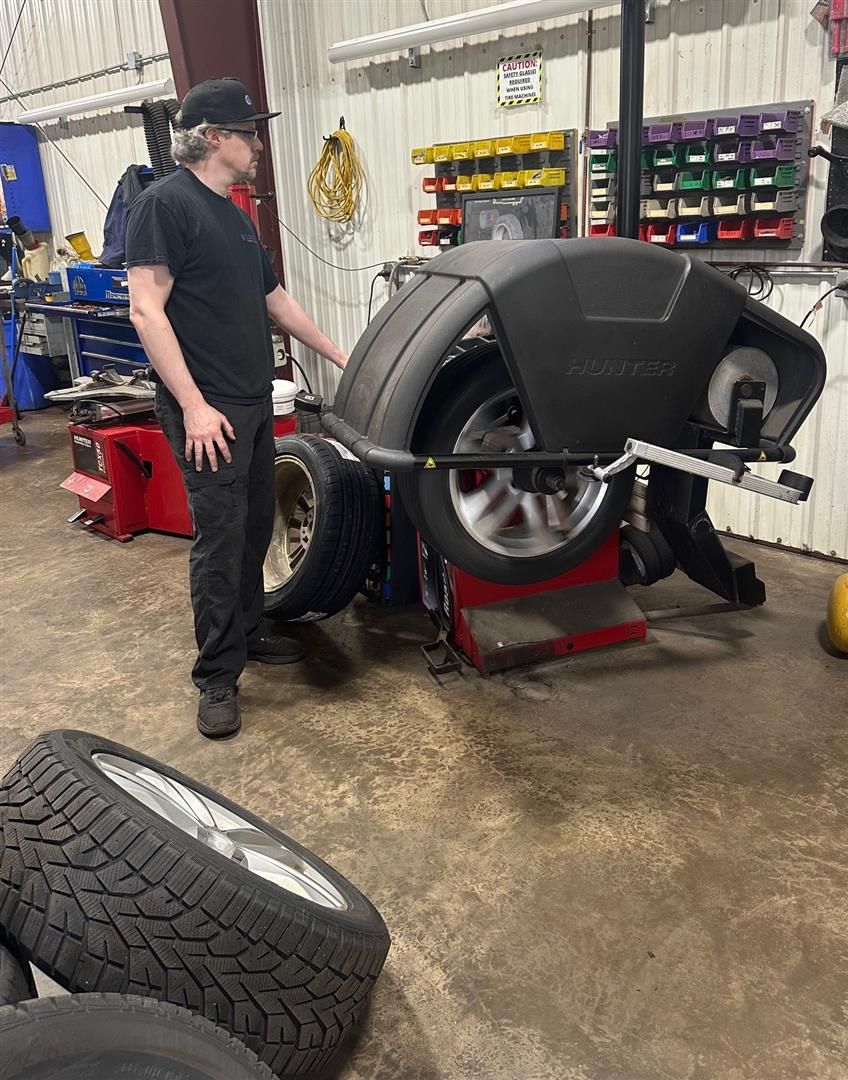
653, 173, 676, 192
456, 174, 475, 192
589, 223, 617, 237
712, 168, 749, 190
497, 171, 522, 188
422, 176, 439, 193
591, 152, 617, 174
417, 209, 438, 225
529, 131, 565, 151
681, 119, 715, 140
713, 114, 760, 137
521, 167, 566, 187
646, 122, 683, 143
641, 197, 679, 219
473, 139, 495, 158
451, 142, 472, 160
713, 193, 749, 215
713, 141, 753, 164
716, 218, 755, 242
410, 146, 433, 164
684, 142, 712, 165
653, 145, 684, 168
749, 138, 796, 161
678, 195, 712, 217
750, 189, 797, 213
646, 223, 677, 245
589, 129, 617, 149
675, 221, 717, 244
433, 144, 453, 162
750, 164, 796, 188
759, 110, 802, 134
754, 216, 794, 240
675, 170, 713, 191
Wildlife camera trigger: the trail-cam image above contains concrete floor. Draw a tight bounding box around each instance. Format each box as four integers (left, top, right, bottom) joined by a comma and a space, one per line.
1, 409, 846, 1080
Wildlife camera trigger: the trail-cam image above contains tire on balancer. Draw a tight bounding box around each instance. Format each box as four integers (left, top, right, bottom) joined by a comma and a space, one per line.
0, 731, 391, 1077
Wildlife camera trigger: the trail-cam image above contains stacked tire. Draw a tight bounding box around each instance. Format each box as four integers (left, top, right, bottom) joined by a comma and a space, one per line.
264, 435, 382, 622
0, 731, 391, 1078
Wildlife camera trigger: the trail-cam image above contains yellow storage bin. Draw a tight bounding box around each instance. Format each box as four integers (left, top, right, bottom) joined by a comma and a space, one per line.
521, 167, 566, 187
473, 139, 495, 158
495, 134, 531, 155
410, 146, 434, 165
472, 173, 498, 191
529, 131, 565, 151
497, 171, 523, 189
433, 143, 453, 162
452, 142, 472, 160
456, 174, 475, 192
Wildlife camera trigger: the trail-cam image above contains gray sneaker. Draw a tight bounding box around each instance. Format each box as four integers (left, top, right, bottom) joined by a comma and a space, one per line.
197, 686, 240, 738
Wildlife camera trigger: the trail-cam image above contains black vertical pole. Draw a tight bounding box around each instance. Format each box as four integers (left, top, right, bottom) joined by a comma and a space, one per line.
617, 0, 646, 239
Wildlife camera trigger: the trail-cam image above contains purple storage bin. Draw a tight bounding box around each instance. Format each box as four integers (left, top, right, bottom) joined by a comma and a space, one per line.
712, 141, 753, 165
681, 119, 715, 140
749, 137, 796, 161
589, 129, 617, 149
647, 122, 683, 144
759, 110, 801, 134
713, 113, 760, 138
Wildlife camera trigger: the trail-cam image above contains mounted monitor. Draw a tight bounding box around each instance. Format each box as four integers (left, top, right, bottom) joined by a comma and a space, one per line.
461, 188, 561, 243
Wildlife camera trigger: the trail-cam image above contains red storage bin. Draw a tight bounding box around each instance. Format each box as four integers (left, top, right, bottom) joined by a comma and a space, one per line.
753, 216, 794, 240
589, 223, 617, 237
716, 218, 755, 242
417, 209, 437, 225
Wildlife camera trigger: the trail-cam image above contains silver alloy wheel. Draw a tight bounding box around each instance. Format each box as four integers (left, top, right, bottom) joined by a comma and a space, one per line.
92, 753, 348, 910
448, 388, 608, 559
264, 456, 316, 591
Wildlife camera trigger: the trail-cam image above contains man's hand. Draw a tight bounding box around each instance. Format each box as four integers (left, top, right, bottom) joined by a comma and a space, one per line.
183, 399, 235, 472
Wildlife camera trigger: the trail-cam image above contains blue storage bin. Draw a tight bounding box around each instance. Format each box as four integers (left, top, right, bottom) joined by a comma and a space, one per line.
1, 319, 57, 410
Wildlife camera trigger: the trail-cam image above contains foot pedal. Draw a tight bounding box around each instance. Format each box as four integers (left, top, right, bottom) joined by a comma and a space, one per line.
67, 508, 87, 524
421, 631, 463, 678
83, 514, 105, 527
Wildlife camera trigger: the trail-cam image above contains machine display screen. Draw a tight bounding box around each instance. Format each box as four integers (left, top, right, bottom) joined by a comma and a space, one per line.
461, 189, 560, 243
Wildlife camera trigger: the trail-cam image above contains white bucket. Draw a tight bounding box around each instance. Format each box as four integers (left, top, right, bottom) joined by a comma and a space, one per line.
271, 378, 298, 416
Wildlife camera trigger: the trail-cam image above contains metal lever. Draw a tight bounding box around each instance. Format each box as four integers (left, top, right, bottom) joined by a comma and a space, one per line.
593, 438, 811, 504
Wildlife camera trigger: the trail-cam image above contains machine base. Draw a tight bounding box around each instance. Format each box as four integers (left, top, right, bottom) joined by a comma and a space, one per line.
421, 530, 648, 675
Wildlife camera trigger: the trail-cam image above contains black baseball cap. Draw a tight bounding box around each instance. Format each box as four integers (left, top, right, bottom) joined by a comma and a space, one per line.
177, 77, 280, 129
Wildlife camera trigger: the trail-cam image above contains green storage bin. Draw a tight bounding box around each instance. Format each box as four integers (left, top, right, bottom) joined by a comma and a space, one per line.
653, 146, 684, 168
675, 170, 713, 191
684, 142, 712, 165
591, 152, 617, 173
750, 164, 796, 188
711, 168, 749, 191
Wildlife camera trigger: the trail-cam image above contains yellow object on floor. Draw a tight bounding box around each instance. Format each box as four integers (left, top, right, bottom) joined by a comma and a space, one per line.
826, 573, 848, 654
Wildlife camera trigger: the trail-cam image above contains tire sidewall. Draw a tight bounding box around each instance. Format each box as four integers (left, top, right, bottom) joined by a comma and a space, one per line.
51, 730, 386, 937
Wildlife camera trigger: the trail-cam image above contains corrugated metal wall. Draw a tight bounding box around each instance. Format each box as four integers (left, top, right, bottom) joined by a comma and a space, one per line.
0, 0, 171, 252
1, 1, 841, 556
258, 0, 845, 559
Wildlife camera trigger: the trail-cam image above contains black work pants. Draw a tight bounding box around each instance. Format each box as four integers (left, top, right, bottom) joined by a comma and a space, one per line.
155, 385, 275, 689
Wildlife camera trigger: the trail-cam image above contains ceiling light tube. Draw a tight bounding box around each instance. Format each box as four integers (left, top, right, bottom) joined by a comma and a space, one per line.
18, 77, 174, 125
328, 0, 616, 64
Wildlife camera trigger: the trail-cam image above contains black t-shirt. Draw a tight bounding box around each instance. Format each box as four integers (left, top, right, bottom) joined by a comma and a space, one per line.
125, 167, 278, 404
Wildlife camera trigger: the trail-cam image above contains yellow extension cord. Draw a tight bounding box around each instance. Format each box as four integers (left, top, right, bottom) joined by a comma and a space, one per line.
307, 122, 364, 224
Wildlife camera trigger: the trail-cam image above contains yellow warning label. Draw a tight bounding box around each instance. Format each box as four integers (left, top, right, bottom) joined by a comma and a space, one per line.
424, 457, 437, 469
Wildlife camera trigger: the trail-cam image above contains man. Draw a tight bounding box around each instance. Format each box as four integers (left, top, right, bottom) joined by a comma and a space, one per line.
127, 78, 347, 739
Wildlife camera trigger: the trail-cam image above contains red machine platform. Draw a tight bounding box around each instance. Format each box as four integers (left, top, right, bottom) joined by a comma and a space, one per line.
421, 530, 646, 674
62, 419, 193, 542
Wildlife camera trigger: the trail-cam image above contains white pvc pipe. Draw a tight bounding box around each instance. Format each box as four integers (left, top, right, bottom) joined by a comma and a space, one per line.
18, 77, 174, 125
327, 0, 617, 64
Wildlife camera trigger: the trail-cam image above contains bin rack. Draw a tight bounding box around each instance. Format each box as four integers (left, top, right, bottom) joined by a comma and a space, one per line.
412, 129, 577, 245
591, 98, 811, 249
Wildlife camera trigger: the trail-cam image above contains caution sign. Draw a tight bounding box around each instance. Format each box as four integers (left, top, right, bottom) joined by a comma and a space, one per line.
497, 51, 543, 108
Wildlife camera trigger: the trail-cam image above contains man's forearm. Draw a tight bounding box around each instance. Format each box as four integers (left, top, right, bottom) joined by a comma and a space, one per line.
266, 288, 346, 369
132, 312, 203, 407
